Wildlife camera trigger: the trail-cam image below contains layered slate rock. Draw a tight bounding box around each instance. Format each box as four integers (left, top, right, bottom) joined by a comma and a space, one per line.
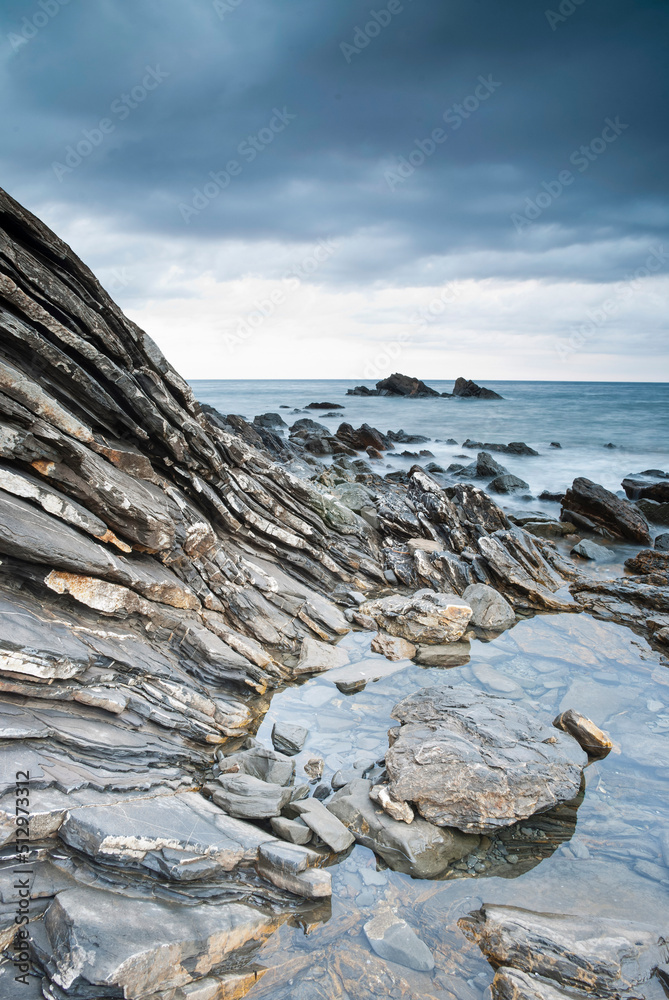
357, 590, 473, 644
34, 886, 279, 999
385, 686, 587, 834
561, 477, 651, 544
460, 905, 668, 1000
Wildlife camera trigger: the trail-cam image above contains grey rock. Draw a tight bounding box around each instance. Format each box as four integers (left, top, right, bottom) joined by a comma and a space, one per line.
363, 909, 435, 972
655, 532, 669, 551
37, 885, 277, 998
571, 538, 615, 561
256, 840, 331, 898
253, 411, 287, 428
463, 583, 516, 630
386, 685, 587, 834
562, 477, 651, 544
271, 721, 309, 755
328, 778, 478, 878
291, 797, 355, 852
523, 520, 576, 538
270, 815, 312, 845
358, 590, 472, 644
216, 745, 295, 786
294, 635, 349, 676
208, 774, 293, 819
489, 473, 530, 494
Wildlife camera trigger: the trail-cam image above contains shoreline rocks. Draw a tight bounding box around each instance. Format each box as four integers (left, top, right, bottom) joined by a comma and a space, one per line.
562, 477, 651, 544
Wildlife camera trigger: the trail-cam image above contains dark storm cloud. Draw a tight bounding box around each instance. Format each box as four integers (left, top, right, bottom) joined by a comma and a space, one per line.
1, 0, 667, 285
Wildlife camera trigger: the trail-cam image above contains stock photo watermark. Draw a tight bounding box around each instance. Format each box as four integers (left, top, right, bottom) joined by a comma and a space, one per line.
222, 238, 338, 353
545, 0, 587, 31
363, 281, 463, 379
556, 244, 668, 361
178, 107, 296, 223
213, 0, 244, 20
340, 0, 415, 63
511, 116, 628, 232
51, 65, 169, 181
7, 0, 72, 53
384, 75, 502, 191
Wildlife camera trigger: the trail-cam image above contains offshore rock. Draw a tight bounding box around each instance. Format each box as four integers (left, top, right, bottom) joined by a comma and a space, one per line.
386, 685, 587, 834
357, 590, 472, 644
451, 377, 503, 399
561, 477, 651, 543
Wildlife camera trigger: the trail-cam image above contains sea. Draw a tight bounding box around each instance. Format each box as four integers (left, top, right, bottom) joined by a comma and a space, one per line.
190, 379, 669, 504
186, 378, 669, 997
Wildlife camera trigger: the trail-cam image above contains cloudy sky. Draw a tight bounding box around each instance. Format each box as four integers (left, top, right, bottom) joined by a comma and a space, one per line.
1, 0, 667, 381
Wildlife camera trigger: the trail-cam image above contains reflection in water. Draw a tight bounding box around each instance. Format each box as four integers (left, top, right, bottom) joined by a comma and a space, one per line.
240, 612, 669, 999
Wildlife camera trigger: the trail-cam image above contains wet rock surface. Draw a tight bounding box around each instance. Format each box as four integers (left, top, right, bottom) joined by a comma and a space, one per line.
385, 685, 587, 833
562, 477, 651, 543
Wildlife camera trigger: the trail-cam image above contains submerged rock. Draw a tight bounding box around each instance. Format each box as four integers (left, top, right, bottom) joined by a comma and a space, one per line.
370, 632, 417, 661
386, 685, 587, 834
363, 910, 435, 972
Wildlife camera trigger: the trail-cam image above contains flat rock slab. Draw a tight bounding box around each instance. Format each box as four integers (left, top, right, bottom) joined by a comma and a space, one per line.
358, 590, 472, 644
37, 885, 277, 999
363, 910, 434, 972
292, 797, 355, 852
58, 791, 276, 874
208, 774, 293, 819
387, 685, 587, 834
294, 636, 349, 675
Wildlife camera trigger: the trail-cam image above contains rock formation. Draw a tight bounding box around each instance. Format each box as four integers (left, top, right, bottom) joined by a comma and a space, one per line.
450, 377, 503, 399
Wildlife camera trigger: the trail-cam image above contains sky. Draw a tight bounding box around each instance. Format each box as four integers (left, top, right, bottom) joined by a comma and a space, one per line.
1, 0, 668, 381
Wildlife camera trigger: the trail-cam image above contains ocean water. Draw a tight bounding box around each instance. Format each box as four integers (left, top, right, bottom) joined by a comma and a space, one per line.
191, 379, 669, 502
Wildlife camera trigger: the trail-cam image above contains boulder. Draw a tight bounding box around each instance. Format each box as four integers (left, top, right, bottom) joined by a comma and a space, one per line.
451, 377, 503, 400
386, 685, 587, 834
363, 910, 435, 972
470, 451, 509, 479
370, 632, 417, 661
328, 778, 478, 877
305, 401, 344, 409
489, 474, 530, 494
570, 538, 615, 562
637, 497, 669, 525
553, 709, 612, 759
271, 722, 308, 756
655, 532, 669, 551
561, 478, 650, 544
256, 840, 331, 899
336, 422, 391, 451
357, 590, 472, 644
622, 474, 669, 503
253, 412, 287, 429
462, 583, 515, 630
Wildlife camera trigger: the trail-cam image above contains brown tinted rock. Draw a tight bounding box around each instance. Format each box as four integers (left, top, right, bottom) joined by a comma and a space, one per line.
386, 685, 587, 834
370, 632, 417, 661
358, 590, 472, 644
553, 709, 613, 758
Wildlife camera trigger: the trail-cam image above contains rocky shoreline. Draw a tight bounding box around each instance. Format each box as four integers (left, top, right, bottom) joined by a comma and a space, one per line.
0, 188, 667, 1000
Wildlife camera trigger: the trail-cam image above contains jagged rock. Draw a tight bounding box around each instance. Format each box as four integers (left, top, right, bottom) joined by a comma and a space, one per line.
622, 474, 669, 503
35, 885, 278, 998
294, 636, 349, 676
460, 905, 666, 999
387, 429, 430, 444
553, 709, 612, 758
637, 497, 669, 524
272, 722, 309, 755
369, 783, 414, 823
625, 548, 669, 580
291, 797, 355, 852
328, 778, 478, 877
451, 377, 503, 399
207, 774, 293, 819
465, 451, 509, 479
386, 685, 587, 834
463, 583, 516, 630
370, 632, 417, 661
358, 590, 472, 644
489, 474, 530, 494
561, 478, 651, 544
377, 373, 441, 397
335, 422, 392, 451
253, 412, 287, 428
363, 910, 435, 972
